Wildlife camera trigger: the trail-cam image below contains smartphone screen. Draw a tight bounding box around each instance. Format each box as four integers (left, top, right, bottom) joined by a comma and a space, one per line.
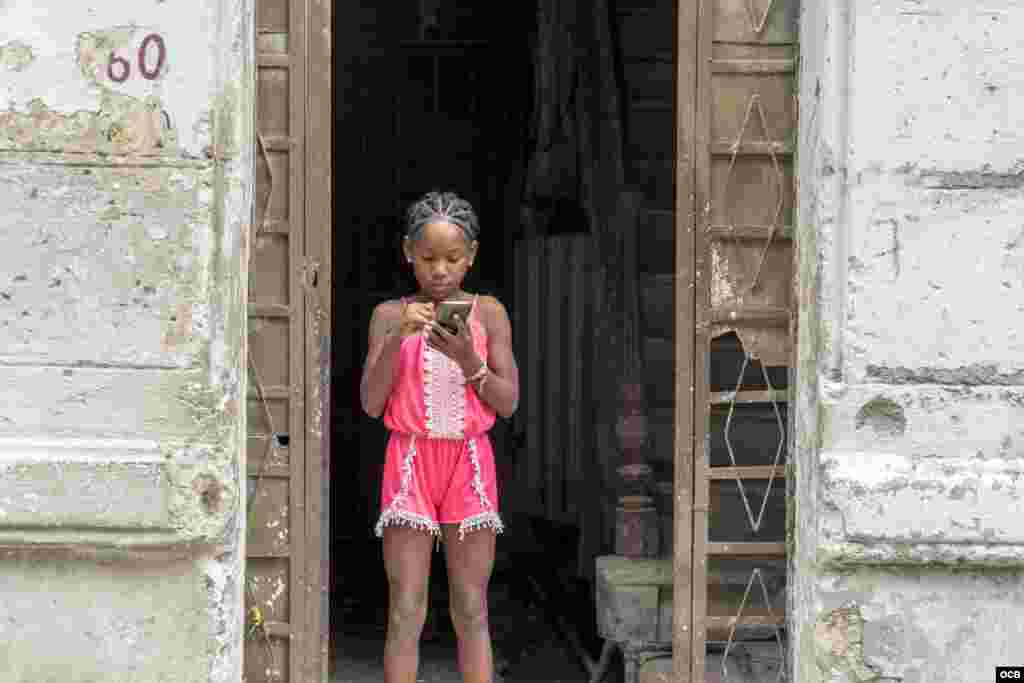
436, 301, 472, 333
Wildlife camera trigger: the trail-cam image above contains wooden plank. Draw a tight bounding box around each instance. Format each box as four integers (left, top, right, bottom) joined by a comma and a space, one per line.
263, 621, 293, 639
249, 233, 290, 306
711, 140, 793, 156
261, 219, 291, 234
706, 542, 786, 556
263, 135, 293, 152
690, 2, 799, 675
689, 0, 715, 676
705, 614, 785, 629
257, 54, 292, 69
709, 388, 789, 405
674, 0, 700, 678
287, 0, 307, 676
248, 304, 292, 319
256, 0, 287, 33
706, 223, 795, 240
707, 465, 786, 480
257, 67, 290, 140
708, 304, 790, 326
248, 385, 291, 401
711, 0, 798, 45
246, 558, 290, 637
247, 477, 291, 558
710, 58, 795, 74
247, 463, 292, 479
249, 317, 291, 386
305, 0, 332, 675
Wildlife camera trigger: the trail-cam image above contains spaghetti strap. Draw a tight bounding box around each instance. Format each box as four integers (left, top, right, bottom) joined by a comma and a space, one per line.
470, 294, 480, 320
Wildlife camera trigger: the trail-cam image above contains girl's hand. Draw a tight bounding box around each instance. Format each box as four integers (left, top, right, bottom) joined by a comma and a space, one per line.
427, 313, 479, 375
398, 300, 435, 337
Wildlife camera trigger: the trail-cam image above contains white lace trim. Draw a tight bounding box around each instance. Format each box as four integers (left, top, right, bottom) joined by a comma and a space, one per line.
422, 333, 466, 439
458, 511, 505, 541
466, 438, 493, 509
375, 437, 441, 538
376, 508, 441, 537
457, 438, 503, 540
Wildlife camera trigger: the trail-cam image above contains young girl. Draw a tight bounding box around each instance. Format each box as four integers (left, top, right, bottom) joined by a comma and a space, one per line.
360, 191, 520, 683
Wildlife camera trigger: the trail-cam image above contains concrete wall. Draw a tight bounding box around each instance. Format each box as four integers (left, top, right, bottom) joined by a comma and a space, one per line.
794, 1, 1024, 680
0, 1, 252, 681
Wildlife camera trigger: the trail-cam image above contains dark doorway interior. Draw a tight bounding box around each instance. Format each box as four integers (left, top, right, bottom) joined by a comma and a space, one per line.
329, 2, 605, 680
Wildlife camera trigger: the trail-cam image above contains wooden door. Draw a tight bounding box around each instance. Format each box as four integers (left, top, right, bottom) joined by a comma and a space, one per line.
246, 0, 330, 680
676, 0, 798, 679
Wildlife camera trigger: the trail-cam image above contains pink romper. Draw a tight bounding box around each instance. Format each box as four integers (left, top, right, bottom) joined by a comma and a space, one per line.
375, 295, 505, 541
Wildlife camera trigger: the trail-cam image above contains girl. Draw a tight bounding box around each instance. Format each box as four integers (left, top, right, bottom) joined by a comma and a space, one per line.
360, 191, 520, 683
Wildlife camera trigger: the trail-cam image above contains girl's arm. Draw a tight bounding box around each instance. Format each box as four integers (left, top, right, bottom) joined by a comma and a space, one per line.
360, 302, 404, 418
474, 296, 519, 419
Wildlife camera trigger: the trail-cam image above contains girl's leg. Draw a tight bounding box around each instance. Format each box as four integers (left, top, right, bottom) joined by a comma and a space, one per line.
383, 526, 435, 683
441, 524, 496, 683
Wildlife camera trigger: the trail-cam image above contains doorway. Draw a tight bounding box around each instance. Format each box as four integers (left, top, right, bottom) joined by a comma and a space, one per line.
244, 0, 798, 680
328, 2, 604, 681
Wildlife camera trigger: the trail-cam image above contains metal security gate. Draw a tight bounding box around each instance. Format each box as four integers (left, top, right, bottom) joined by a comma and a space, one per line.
676, 0, 797, 679
246, 0, 330, 680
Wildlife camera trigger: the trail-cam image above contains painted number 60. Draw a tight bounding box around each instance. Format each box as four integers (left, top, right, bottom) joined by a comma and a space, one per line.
108, 34, 166, 83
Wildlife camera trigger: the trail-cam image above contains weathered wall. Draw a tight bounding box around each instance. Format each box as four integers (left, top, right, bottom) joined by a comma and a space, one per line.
794, 1, 1024, 680
0, 1, 252, 681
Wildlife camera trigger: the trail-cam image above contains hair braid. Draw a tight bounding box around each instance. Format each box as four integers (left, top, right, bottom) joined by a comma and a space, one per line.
405, 191, 480, 244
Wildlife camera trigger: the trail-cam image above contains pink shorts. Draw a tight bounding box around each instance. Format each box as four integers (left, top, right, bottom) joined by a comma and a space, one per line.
375, 432, 504, 541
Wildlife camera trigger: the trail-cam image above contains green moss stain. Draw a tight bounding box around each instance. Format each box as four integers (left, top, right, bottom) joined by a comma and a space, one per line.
786, 494, 797, 559
0, 40, 35, 71
813, 605, 883, 682
210, 85, 241, 161
81, 159, 236, 544
817, 543, 1024, 572
0, 30, 250, 548
76, 27, 138, 86
0, 29, 177, 155
0, 92, 177, 155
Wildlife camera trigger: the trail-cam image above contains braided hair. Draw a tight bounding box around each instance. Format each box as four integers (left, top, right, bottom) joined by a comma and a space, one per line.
404, 191, 480, 244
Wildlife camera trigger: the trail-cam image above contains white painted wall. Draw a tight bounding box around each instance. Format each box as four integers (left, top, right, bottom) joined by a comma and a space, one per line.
0, 0, 252, 680
795, 1, 1024, 680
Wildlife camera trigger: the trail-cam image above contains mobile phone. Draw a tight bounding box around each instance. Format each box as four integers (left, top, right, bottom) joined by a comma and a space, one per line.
435, 300, 473, 334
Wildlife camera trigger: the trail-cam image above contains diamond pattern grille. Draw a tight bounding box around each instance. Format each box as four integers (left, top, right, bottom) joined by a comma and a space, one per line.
720, 568, 786, 682
745, 0, 777, 35
720, 94, 786, 295
722, 354, 786, 534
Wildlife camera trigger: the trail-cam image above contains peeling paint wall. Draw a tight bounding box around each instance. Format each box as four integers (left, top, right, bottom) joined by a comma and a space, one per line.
794, 1, 1024, 680
0, 0, 252, 681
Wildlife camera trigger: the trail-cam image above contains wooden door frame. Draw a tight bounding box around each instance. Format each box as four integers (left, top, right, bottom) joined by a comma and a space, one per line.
674, 1, 798, 679
673, 0, 698, 679
301, 0, 332, 680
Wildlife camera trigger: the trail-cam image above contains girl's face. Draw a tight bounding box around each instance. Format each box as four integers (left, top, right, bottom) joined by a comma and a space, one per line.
404, 220, 478, 301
